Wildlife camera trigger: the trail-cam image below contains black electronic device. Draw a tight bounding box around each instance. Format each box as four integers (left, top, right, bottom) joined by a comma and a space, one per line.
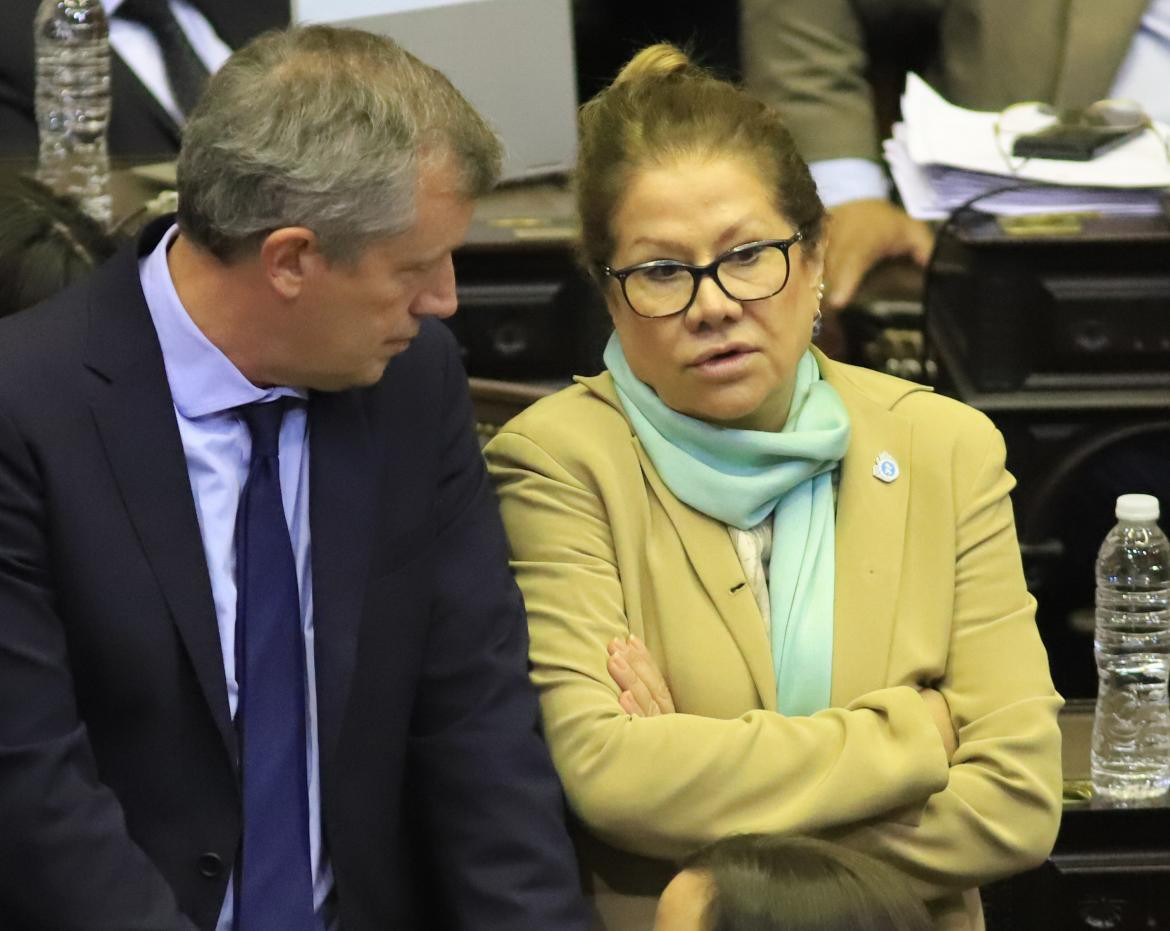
449, 246, 608, 381
1012, 102, 1150, 161
924, 212, 1170, 394
447, 183, 610, 381
1012, 122, 1144, 161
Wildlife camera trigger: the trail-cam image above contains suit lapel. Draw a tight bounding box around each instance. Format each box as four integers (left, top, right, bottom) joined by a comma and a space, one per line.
308, 390, 377, 770
636, 441, 779, 711
584, 363, 920, 710
191, 0, 290, 49
576, 374, 780, 705
110, 55, 182, 151
823, 364, 915, 704
84, 228, 235, 762
1054, 0, 1149, 108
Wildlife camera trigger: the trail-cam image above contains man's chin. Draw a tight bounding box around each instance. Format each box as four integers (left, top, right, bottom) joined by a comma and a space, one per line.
303, 362, 391, 393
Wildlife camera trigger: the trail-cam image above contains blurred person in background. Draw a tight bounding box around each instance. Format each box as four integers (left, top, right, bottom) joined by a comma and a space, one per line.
0, 0, 288, 158
741, 0, 1167, 310
0, 173, 118, 318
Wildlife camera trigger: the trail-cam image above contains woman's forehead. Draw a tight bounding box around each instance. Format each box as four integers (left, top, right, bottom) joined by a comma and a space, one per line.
610, 156, 789, 255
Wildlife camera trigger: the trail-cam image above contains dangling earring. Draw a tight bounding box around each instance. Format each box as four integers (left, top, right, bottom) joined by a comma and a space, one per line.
812, 308, 824, 339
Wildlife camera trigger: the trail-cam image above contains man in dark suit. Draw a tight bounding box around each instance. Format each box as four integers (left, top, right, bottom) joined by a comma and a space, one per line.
0, 0, 288, 158
0, 25, 588, 931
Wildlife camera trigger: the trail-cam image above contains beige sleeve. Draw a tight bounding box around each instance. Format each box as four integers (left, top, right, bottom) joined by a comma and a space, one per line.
485, 428, 950, 862
740, 0, 883, 162
822, 421, 1064, 899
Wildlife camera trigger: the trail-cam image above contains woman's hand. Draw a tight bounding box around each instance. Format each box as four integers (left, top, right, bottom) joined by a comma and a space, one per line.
607, 636, 676, 717
917, 686, 958, 761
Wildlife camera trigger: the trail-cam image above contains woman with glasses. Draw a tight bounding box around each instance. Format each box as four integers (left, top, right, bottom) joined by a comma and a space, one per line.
483, 44, 1062, 931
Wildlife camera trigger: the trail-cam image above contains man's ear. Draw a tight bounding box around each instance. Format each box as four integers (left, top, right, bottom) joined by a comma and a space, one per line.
259, 227, 321, 300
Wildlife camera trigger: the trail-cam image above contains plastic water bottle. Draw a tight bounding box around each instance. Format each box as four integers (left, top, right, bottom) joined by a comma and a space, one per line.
1090, 493, 1170, 802
34, 0, 112, 228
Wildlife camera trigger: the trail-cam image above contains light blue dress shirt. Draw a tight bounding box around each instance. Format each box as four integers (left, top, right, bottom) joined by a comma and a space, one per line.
814, 0, 1170, 205
139, 225, 336, 931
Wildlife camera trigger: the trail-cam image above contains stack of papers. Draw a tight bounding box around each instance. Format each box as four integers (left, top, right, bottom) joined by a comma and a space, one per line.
886, 74, 1170, 219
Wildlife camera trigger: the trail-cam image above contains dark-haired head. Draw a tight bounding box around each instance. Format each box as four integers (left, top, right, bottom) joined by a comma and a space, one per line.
0, 175, 117, 319
654, 835, 933, 931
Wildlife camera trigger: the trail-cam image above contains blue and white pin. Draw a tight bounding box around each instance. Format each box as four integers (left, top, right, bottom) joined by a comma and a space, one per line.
872, 451, 900, 484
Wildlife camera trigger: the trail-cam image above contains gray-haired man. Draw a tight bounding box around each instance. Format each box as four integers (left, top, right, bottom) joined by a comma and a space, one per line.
0, 26, 587, 931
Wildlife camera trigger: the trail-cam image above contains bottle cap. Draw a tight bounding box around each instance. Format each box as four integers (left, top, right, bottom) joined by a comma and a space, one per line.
1116, 493, 1160, 522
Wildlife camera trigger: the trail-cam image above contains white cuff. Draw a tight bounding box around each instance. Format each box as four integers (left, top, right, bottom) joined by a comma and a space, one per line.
810, 158, 891, 208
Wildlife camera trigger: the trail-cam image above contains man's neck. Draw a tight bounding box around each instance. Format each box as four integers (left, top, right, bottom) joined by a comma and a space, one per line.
166, 233, 274, 387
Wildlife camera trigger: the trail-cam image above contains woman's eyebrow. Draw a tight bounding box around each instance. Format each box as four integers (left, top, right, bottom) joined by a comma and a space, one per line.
629, 220, 758, 258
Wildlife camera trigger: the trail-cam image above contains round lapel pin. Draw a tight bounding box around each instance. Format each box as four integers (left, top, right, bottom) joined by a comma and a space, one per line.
872, 451, 900, 483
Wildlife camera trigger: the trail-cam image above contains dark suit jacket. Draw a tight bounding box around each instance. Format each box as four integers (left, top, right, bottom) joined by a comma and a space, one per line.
0, 219, 588, 931
0, 0, 288, 159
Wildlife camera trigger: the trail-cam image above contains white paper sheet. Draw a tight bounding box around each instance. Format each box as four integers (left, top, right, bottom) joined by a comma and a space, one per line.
898, 73, 1170, 189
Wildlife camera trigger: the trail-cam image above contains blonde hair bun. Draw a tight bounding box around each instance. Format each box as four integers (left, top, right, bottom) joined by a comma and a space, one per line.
612, 43, 692, 86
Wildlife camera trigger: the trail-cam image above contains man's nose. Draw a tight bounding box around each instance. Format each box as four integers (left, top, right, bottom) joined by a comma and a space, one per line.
412, 254, 458, 319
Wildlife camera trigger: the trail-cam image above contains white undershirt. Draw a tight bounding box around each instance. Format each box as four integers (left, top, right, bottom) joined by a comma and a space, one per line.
730, 520, 774, 636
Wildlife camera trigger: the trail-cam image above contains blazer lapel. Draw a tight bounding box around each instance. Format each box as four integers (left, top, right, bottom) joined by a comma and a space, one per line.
635, 441, 779, 711
84, 231, 235, 763
308, 390, 377, 770
582, 365, 920, 711
1054, 0, 1149, 108
823, 364, 916, 704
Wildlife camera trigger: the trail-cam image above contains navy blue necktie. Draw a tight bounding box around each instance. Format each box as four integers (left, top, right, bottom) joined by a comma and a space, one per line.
234, 400, 318, 931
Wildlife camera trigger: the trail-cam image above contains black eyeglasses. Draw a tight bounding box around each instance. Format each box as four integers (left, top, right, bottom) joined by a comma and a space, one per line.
600, 232, 804, 319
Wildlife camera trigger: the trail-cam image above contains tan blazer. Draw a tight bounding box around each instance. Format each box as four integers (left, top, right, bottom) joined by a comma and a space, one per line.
484, 354, 1063, 931
741, 0, 1151, 162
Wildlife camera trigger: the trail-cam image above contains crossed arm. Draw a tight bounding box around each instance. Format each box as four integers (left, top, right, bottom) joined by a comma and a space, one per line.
486, 410, 1062, 900
609, 635, 958, 761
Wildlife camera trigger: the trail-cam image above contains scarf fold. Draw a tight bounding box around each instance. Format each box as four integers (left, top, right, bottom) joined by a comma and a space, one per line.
604, 334, 851, 714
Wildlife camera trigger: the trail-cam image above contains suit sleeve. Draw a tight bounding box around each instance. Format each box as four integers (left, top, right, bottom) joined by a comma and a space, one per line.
0, 0, 40, 157
403, 334, 588, 931
821, 420, 1063, 900
0, 407, 198, 930
484, 425, 951, 862
740, 0, 884, 163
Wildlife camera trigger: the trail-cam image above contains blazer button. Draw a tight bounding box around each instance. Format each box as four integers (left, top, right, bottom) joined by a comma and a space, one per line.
197, 853, 224, 879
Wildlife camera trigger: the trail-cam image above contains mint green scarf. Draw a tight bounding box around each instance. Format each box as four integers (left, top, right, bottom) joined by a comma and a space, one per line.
604, 335, 851, 715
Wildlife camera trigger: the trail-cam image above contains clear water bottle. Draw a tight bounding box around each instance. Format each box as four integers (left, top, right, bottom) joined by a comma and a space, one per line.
1090, 493, 1170, 802
34, 0, 112, 228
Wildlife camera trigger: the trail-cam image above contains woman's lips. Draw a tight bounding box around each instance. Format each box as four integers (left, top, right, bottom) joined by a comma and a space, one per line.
689, 347, 757, 377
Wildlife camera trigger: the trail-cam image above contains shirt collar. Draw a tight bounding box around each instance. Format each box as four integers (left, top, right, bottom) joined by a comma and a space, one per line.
139, 224, 307, 420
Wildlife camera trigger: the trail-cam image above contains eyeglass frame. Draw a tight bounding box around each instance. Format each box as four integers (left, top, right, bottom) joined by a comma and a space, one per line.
599, 231, 805, 319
